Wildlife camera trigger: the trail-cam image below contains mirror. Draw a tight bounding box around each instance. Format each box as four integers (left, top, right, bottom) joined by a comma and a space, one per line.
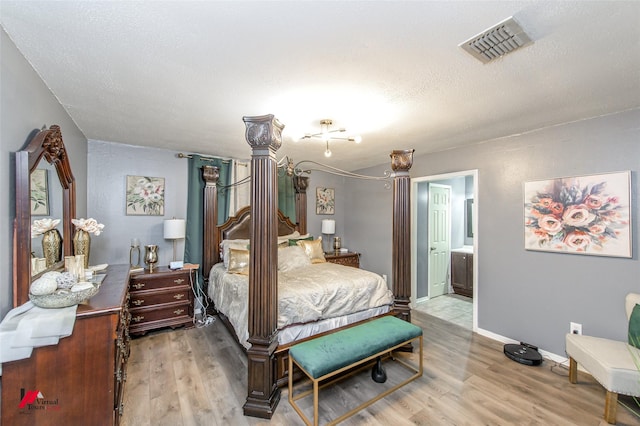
30, 161, 63, 269
465, 198, 474, 239
13, 125, 76, 307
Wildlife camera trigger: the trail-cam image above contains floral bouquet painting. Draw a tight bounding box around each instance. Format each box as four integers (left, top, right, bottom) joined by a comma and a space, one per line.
126, 175, 165, 216
316, 187, 335, 215
524, 171, 631, 257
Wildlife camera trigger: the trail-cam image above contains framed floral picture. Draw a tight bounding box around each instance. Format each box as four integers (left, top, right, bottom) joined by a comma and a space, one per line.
524, 171, 631, 257
126, 175, 165, 216
316, 187, 335, 215
30, 169, 49, 215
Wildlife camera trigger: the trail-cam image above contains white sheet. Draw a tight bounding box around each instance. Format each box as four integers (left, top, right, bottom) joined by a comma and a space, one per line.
208, 262, 393, 348
0, 301, 77, 375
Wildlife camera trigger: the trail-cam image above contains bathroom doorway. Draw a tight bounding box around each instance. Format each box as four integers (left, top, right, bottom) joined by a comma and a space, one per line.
411, 170, 478, 330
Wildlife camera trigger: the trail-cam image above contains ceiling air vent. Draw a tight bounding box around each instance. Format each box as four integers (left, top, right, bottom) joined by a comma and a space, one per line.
459, 16, 533, 64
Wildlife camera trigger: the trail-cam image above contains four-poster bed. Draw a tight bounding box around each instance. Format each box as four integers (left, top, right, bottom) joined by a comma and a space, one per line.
201, 114, 414, 419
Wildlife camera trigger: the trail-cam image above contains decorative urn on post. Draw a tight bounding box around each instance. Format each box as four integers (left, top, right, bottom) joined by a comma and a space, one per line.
71, 218, 105, 269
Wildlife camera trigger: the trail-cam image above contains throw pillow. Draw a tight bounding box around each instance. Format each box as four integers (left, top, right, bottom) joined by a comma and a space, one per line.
296, 237, 326, 264
227, 248, 250, 275
289, 235, 313, 246
629, 303, 640, 348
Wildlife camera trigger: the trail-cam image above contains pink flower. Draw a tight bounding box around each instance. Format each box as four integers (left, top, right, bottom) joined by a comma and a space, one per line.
538, 215, 563, 234
589, 224, 606, 234
562, 205, 596, 227
564, 231, 590, 251
549, 202, 564, 216
584, 195, 604, 209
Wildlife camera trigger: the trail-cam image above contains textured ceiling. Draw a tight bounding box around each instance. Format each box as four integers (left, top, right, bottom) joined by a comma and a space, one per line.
2, 1, 639, 171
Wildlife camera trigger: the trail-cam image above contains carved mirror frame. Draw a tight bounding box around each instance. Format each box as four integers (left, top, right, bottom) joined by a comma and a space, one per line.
13, 125, 76, 307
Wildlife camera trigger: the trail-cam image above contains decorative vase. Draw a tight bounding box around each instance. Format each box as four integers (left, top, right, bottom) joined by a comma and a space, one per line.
73, 229, 91, 269
144, 244, 158, 272
42, 229, 62, 267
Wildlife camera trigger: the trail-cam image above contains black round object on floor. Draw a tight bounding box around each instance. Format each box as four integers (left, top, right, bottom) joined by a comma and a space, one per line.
503, 343, 542, 366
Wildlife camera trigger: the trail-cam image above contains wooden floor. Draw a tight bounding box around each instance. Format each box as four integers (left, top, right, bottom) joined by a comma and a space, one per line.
121, 311, 640, 426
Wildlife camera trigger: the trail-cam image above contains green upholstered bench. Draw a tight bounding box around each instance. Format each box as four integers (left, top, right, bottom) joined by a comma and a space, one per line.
288, 315, 423, 426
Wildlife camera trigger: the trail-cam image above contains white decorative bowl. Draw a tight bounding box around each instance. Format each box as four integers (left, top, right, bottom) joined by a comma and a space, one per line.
29, 284, 99, 308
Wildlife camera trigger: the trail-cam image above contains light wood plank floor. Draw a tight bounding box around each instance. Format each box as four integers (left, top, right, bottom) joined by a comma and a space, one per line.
121, 311, 640, 425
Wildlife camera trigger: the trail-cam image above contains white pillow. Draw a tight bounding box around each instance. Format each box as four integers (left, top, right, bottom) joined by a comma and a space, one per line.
278, 245, 312, 272
220, 239, 250, 269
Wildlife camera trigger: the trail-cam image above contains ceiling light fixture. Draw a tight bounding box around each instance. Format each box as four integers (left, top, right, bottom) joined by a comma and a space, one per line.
296, 119, 362, 158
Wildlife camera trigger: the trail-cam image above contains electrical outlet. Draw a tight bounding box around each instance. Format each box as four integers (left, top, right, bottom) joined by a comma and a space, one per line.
570, 322, 582, 335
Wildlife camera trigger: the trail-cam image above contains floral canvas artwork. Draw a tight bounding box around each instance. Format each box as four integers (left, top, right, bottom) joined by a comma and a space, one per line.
524, 171, 631, 257
316, 187, 335, 215
30, 169, 49, 215
126, 175, 165, 216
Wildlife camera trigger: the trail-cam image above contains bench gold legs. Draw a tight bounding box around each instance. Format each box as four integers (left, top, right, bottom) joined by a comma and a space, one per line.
568, 356, 618, 424
289, 336, 423, 426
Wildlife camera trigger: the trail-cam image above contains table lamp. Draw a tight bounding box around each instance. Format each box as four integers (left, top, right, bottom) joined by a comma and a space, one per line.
164, 218, 186, 268
321, 219, 335, 253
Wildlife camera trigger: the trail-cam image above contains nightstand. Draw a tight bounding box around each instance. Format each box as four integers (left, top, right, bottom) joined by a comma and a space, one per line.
324, 251, 360, 268
129, 266, 194, 336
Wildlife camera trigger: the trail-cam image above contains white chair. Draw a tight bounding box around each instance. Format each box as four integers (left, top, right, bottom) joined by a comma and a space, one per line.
565, 293, 640, 424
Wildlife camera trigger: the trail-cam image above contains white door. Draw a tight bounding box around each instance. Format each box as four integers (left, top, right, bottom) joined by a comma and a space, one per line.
428, 184, 451, 298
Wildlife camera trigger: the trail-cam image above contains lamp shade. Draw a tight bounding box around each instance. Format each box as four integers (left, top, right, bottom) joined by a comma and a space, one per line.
321, 219, 335, 234
164, 218, 186, 240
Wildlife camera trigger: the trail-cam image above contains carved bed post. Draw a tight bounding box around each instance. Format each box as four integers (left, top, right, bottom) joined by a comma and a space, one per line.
201, 165, 219, 287
293, 176, 309, 234
242, 114, 284, 418
391, 149, 414, 323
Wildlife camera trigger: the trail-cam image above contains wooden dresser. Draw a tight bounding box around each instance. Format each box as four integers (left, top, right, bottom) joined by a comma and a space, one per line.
1, 264, 131, 426
324, 251, 360, 268
128, 266, 194, 336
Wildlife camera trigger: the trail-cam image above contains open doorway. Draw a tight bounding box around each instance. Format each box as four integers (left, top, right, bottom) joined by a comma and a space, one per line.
410, 170, 478, 331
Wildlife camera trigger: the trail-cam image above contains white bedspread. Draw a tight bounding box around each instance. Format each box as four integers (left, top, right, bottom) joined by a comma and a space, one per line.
208, 262, 393, 348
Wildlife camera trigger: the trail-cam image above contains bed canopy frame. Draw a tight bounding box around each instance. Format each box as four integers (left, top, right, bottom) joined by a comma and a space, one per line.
200, 114, 414, 419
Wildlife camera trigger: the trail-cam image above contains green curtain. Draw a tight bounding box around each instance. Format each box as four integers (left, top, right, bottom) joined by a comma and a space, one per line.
278, 172, 296, 223
184, 154, 231, 295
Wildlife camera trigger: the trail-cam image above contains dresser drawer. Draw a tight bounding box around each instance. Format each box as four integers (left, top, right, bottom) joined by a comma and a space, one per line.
129, 287, 190, 308
129, 271, 191, 291
129, 301, 192, 335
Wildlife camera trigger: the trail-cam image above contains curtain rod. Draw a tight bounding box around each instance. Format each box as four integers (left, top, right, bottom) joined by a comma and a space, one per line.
176, 152, 248, 166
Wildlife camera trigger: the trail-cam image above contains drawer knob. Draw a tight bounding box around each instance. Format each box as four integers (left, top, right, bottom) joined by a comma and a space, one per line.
132, 315, 144, 322
133, 282, 145, 289
173, 278, 185, 284
173, 293, 185, 300
132, 299, 144, 306
173, 309, 185, 316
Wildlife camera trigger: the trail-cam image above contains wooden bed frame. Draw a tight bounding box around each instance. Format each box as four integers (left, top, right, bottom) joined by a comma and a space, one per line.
200, 114, 414, 419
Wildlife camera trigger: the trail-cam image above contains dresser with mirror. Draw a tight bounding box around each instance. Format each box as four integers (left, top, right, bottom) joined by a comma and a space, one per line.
2, 125, 131, 425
